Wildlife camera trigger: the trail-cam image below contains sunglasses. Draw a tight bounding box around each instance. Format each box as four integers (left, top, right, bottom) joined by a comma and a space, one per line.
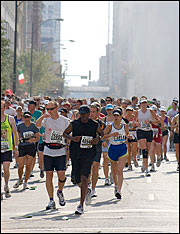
34, 99, 40, 101
24, 116, 31, 118
46, 107, 56, 111
106, 99, 112, 102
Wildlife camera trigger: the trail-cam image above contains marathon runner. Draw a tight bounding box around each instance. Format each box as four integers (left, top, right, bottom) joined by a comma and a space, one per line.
171, 111, 179, 171
63, 105, 103, 215
134, 98, 160, 177
36, 101, 70, 210
103, 108, 130, 199
13, 111, 39, 190
1, 100, 19, 200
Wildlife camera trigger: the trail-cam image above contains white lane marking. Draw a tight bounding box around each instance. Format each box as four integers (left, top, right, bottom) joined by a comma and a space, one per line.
2, 227, 179, 232
148, 194, 155, 200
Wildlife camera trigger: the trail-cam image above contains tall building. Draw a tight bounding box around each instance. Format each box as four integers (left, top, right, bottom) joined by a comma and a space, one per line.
111, 1, 179, 100
99, 1, 179, 100
41, 1, 62, 63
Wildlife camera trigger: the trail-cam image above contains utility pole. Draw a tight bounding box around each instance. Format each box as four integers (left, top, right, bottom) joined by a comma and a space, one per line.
13, 1, 18, 94
29, 23, 34, 97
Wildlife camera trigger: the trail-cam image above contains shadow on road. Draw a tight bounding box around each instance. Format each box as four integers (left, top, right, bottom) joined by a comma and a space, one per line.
90, 198, 119, 207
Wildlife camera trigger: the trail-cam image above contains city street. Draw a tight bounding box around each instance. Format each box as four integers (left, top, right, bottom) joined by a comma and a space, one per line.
1, 151, 179, 233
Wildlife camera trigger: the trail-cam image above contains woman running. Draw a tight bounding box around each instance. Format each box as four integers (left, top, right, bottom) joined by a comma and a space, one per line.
125, 106, 139, 170
103, 108, 130, 199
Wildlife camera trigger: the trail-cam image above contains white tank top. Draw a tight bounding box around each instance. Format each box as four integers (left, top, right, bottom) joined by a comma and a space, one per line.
109, 123, 126, 145
137, 108, 152, 131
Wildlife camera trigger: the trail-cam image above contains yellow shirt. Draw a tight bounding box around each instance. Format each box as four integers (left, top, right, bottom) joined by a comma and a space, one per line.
1, 115, 13, 152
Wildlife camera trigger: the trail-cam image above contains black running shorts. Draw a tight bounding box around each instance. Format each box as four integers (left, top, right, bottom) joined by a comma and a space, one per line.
1, 151, 13, 164
71, 155, 94, 184
44, 155, 66, 171
18, 144, 37, 157
137, 129, 153, 142
174, 133, 179, 144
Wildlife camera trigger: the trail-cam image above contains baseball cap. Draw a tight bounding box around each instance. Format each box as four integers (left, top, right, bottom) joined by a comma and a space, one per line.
113, 109, 122, 116
28, 100, 36, 105
60, 108, 68, 114
39, 105, 45, 111
126, 106, 133, 111
43, 100, 49, 105
159, 106, 166, 112
140, 99, 147, 104
23, 111, 31, 117
16, 106, 23, 111
173, 97, 178, 103
79, 105, 90, 114
105, 104, 113, 110
150, 105, 157, 111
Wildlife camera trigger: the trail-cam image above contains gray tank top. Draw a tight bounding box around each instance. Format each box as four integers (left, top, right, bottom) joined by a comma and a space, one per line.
137, 108, 152, 131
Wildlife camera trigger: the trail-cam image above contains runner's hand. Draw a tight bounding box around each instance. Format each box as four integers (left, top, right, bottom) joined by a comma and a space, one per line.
102, 141, 108, 147
72, 136, 81, 142
43, 113, 51, 118
111, 132, 119, 137
91, 137, 99, 145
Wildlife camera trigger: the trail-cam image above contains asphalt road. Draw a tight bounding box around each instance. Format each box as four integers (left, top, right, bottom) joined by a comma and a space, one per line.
1, 151, 179, 233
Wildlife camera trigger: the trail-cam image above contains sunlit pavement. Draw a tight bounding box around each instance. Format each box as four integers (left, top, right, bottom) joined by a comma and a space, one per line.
1, 151, 179, 233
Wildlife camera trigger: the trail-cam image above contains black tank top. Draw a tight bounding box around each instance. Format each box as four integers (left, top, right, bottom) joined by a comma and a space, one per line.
70, 118, 98, 150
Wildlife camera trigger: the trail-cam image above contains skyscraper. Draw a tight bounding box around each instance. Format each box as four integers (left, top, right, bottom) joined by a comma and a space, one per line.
41, 1, 61, 63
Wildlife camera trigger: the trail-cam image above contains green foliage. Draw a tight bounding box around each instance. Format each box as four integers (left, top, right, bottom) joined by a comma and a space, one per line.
1, 20, 13, 92
17, 50, 64, 96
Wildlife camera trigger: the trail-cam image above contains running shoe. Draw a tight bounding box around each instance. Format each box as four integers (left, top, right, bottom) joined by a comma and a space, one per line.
4, 185, 11, 198
127, 165, 132, 171
115, 190, 122, 199
13, 163, 19, 168
164, 155, 169, 162
141, 166, 145, 173
75, 204, 84, 215
145, 170, 151, 177
114, 186, 118, 196
23, 183, 29, 190
156, 158, 161, 167
40, 170, 44, 178
91, 189, 97, 198
134, 161, 139, 168
13, 179, 23, 188
46, 200, 56, 210
150, 165, 155, 172
57, 190, 66, 206
137, 155, 141, 161
104, 178, 110, 186
85, 188, 91, 205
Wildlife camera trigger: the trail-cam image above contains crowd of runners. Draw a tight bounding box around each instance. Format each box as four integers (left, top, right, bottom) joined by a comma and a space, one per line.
1, 92, 179, 214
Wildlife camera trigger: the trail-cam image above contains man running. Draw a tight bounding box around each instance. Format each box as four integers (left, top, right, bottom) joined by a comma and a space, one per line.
1, 100, 19, 199
36, 101, 70, 210
63, 105, 103, 215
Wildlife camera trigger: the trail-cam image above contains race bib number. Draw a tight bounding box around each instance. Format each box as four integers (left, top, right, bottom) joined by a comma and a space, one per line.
23, 131, 34, 139
114, 134, 126, 143
153, 128, 159, 137
129, 131, 137, 140
140, 121, 151, 129
50, 131, 64, 144
1, 142, 9, 151
80, 136, 93, 148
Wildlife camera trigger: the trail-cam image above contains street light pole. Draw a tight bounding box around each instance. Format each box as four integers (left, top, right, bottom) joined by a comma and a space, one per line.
13, 1, 18, 94
29, 23, 34, 97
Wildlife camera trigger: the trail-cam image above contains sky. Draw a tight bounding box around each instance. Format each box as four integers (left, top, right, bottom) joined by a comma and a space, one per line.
60, 1, 113, 86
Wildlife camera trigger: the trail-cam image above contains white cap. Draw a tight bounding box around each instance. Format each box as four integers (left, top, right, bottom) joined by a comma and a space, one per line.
140, 99, 147, 104
159, 106, 166, 112
16, 105, 22, 110
150, 105, 157, 111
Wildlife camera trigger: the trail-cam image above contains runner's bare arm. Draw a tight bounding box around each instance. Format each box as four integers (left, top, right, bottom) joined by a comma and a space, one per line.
63, 123, 81, 142
9, 116, 19, 147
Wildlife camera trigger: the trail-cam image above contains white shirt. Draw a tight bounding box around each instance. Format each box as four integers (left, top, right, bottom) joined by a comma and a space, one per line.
42, 115, 70, 157
4, 107, 16, 116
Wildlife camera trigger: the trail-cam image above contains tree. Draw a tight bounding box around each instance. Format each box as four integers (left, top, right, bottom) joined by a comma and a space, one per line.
17, 50, 64, 96
1, 20, 13, 93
